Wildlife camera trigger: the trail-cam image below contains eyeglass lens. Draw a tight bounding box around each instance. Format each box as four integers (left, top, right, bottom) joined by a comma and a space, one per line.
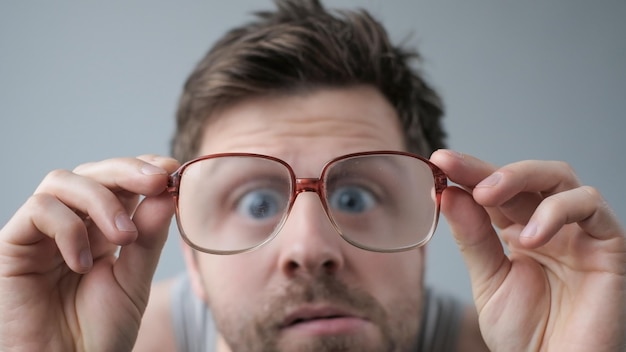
176, 154, 438, 253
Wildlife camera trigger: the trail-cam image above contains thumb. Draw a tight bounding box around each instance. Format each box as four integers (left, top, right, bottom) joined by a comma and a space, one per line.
441, 186, 510, 309
113, 190, 174, 310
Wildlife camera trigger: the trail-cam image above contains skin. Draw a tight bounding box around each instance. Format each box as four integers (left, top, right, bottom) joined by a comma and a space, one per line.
0, 155, 180, 351
182, 86, 426, 352
431, 151, 626, 351
0, 85, 623, 351
135, 87, 485, 352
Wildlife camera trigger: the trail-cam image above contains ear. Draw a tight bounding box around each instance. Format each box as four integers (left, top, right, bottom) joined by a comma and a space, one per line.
181, 239, 209, 302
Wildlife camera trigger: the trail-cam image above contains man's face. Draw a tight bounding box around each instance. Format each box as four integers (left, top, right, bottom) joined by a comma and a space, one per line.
184, 85, 425, 352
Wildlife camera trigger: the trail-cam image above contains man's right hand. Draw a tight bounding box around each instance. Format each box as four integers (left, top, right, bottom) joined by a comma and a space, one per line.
0, 155, 180, 352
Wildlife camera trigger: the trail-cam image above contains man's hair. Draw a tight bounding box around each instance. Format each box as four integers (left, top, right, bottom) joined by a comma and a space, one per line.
171, 0, 446, 162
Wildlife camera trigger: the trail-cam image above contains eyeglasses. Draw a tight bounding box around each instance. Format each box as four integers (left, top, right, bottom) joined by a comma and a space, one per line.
168, 151, 447, 255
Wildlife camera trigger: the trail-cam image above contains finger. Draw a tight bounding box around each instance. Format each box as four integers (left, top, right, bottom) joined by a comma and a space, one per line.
430, 149, 532, 228
34, 169, 138, 246
113, 190, 175, 309
73, 156, 179, 197
73, 156, 177, 215
474, 171, 543, 227
473, 160, 581, 206
440, 186, 510, 308
473, 160, 583, 227
519, 186, 624, 247
430, 149, 496, 188
1, 193, 92, 274
136, 154, 181, 172
431, 150, 572, 227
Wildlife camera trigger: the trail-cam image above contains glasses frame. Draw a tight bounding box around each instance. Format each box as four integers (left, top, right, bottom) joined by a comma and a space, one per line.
168, 150, 448, 255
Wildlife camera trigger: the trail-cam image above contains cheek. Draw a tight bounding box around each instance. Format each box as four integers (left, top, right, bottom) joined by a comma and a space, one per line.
349, 248, 425, 305
198, 254, 272, 308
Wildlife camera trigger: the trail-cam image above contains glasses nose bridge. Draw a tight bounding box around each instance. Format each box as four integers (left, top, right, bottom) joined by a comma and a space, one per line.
290, 177, 335, 231
294, 177, 324, 198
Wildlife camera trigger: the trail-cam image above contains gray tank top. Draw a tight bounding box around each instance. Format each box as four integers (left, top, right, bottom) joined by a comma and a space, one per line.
170, 273, 463, 351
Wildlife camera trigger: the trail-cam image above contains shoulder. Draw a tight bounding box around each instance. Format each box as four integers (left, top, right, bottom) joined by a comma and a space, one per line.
457, 304, 489, 352
134, 278, 178, 352
421, 289, 488, 352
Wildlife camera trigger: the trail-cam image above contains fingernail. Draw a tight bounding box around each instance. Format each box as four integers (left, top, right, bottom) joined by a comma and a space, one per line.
520, 222, 538, 238
115, 213, 137, 232
141, 164, 167, 175
476, 172, 502, 188
80, 249, 93, 269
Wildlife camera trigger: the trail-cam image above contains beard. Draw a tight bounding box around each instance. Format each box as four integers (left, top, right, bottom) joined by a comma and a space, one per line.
210, 274, 422, 352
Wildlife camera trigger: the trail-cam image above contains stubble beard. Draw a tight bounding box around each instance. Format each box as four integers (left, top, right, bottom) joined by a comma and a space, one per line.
211, 274, 422, 352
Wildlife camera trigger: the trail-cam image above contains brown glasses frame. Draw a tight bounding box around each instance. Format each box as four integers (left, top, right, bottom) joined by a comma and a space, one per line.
168, 150, 448, 255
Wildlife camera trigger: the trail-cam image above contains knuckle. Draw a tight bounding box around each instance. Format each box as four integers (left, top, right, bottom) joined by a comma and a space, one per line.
579, 185, 608, 209
554, 160, 574, 172
54, 210, 89, 235
36, 169, 73, 194
539, 195, 561, 214
555, 161, 580, 183
43, 168, 72, 182
72, 161, 96, 174
64, 215, 89, 235
25, 193, 56, 211
35, 169, 80, 194
580, 185, 601, 199
25, 194, 87, 233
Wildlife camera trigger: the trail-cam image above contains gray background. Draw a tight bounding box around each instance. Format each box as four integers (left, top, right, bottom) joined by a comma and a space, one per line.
1, 0, 625, 303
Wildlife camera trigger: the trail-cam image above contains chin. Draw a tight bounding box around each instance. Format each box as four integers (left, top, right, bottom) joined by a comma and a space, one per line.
276, 333, 390, 352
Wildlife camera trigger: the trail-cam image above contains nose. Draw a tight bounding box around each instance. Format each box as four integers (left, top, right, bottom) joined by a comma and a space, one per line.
275, 192, 344, 278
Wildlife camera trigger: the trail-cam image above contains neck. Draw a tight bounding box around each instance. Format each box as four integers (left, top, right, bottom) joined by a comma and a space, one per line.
215, 334, 231, 352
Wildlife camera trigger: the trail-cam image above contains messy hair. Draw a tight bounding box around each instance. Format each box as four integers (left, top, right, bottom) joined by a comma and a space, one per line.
171, 0, 446, 162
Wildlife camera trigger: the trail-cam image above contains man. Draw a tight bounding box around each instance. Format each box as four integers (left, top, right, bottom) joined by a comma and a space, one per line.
0, 0, 624, 351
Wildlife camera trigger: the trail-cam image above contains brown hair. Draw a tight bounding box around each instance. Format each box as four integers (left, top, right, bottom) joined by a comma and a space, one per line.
171, 0, 446, 162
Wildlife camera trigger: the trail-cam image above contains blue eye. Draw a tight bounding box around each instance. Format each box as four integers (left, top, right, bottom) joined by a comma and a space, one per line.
328, 186, 376, 213
236, 189, 285, 220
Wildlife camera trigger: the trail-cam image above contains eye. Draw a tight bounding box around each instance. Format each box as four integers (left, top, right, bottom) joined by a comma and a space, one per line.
235, 189, 286, 220
328, 186, 377, 213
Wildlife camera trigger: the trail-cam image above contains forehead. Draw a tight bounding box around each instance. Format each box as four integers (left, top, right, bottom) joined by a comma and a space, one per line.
197, 85, 406, 174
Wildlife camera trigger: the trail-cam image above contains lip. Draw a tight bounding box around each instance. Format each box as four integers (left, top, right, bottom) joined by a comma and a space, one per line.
280, 304, 370, 336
